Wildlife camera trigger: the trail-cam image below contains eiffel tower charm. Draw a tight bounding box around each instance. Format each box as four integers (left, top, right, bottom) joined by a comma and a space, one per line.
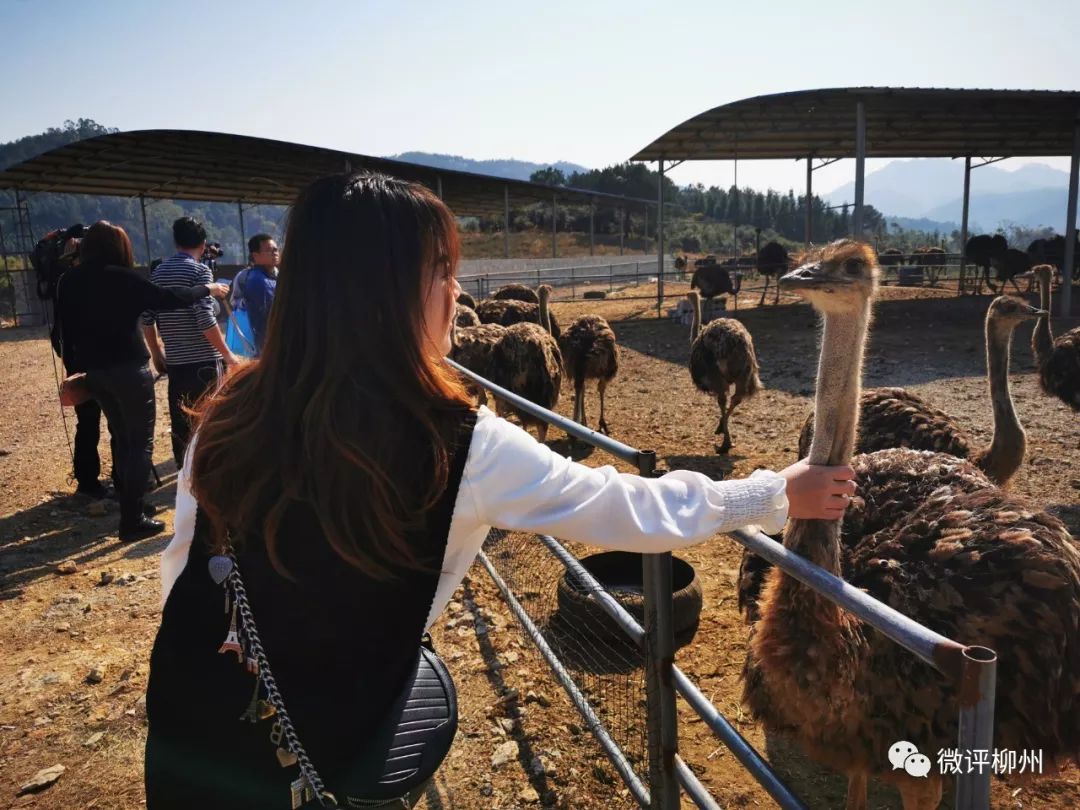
239, 675, 261, 723
289, 775, 314, 808
218, 604, 243, 662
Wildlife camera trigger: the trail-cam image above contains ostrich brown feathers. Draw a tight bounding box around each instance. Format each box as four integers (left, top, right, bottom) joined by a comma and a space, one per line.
454, 303, 480, 328
688, 291, 761, 453
559, 314, 619, 434
1032, 265, 1080, 412
491, 283, 539, 304
476, 298, 562, 340
487, 322, 562, 443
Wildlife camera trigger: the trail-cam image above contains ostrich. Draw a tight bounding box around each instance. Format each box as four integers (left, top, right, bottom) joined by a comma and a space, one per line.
878, 248, 904, 279
687, 290, 761, 454
1028, 234, 1080, 282
990, 248, 1033, 294
475, 290, 562, 340
741, 240, 1080, 810
450, 322, 506, 406
796, 295, 1045, 487
456, 290, 477, 310
454, 302, 480, 328
913, 246, 946, 286
486, 286, 563, 442
964, 234, 1008, 294
491, 283, 539, 304
756, 241, 790, 306
559, 314, 618, 434
1031, 264, 1080, 411
690, 263, 741, 307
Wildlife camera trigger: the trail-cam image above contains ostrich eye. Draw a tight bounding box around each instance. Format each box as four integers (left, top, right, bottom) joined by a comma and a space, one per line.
844, 259, 863, 275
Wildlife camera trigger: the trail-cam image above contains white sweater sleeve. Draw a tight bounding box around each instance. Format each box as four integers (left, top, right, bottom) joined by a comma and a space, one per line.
160, 441, 198, 608
424, 407, 788, 628
464, 406, 787, 550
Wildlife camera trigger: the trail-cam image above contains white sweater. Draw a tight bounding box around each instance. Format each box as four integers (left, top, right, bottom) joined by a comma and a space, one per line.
161, 406, 789, 629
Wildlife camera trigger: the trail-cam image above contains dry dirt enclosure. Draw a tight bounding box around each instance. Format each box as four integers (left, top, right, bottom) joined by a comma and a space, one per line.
1, 280, 1078, 809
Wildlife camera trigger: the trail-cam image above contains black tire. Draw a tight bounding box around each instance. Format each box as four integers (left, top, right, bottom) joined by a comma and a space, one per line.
556, 552, 703, 650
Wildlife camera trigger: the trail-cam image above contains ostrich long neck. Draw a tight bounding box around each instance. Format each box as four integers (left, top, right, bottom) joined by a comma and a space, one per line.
785, 297, 872, 571
1033, 273, 1054, 364
979, 315, 1025, 483
539, 290, 552, 334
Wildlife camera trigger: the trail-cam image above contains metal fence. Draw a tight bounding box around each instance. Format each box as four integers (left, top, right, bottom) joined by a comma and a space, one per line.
447, 358, 998, 810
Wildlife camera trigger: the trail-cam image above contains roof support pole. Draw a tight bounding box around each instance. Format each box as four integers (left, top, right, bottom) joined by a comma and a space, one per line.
552, 192, 557, 259
644, 207, 649, 245
657, 159, 665, 319
589, 199, 595, 256
1062, 118, 1079, 317
619, 207, 625, 256
140, 195, 153, 269
804, 154, 813, 249
237, 201, 247, 266
853, 100, 866, 238
436, 175, 443, 199
959, 157, 972, 295
504, 186, 510, 259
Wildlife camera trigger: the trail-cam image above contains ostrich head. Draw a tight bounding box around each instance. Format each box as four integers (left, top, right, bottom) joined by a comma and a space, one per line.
987, 295, 1046, 332
779, 239, 879, 314
1031, 263, 1054, 290
780, 240, 880, 467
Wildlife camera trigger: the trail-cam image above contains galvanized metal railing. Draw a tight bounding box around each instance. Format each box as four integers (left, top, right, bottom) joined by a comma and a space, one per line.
446, 358, 998, 809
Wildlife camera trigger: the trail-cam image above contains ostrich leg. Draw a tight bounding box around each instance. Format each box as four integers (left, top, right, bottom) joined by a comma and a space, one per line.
716, 391, 733, 454
1008, 275, 1024, 294
759, 275, 769, 307
774, 273, 780, 304
896, 775, 942, 810
574, 378, 586, 427
597, 379, 610, 435
845, 772, 868, 810
537, 421, 549, 444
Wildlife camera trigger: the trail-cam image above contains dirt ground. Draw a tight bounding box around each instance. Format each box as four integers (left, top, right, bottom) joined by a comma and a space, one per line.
1, 276, 1078, 809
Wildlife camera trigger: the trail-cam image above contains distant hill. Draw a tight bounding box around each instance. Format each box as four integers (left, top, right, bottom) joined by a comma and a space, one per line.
388, 151, 588, 182
825, 158, 1077, 230
887, 215, 959, 234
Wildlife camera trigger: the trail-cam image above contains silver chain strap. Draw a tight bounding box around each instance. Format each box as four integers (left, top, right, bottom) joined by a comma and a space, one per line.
224, 551, 338, 808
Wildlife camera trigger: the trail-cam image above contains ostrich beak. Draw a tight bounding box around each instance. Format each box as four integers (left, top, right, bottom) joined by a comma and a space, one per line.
780, 262, 839, 292
1029, 306, 1049, 318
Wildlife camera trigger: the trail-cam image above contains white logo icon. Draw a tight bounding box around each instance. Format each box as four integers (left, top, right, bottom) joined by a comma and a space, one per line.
888, 741, 930, 778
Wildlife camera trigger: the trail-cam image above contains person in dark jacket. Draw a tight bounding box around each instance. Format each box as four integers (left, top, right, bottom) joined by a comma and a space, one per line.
54, 221, 228, 542
50, 244, 114, 499
145, 174, 854, 808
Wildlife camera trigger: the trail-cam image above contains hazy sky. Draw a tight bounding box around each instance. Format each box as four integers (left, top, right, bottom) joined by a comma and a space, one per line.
2, 0, 1078, 197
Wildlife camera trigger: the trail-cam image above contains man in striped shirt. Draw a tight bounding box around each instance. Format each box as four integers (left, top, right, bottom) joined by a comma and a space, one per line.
142, 217, 238, 467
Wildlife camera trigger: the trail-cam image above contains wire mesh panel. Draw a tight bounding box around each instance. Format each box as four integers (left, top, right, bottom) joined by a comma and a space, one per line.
482, 527, 649, 780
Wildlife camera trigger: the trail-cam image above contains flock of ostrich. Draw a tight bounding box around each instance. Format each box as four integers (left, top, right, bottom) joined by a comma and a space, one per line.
449, 240, 1080, 810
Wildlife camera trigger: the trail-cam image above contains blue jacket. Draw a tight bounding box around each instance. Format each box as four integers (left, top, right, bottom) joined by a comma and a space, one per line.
242, 266, 277, 353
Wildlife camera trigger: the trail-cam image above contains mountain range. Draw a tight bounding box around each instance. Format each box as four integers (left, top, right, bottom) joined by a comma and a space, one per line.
387, 152, 588, 182
824, 159, 1077, 232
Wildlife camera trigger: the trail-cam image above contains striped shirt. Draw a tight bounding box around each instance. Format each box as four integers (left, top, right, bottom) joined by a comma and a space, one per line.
142, 252, 221, 364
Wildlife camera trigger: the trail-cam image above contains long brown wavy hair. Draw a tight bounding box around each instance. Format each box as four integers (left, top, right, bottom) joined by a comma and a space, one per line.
79, 221, 135, 268
190, 173, 472, 578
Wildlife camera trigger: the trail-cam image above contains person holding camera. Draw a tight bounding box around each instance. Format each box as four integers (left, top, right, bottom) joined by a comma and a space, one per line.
53, 221, 229, 542
145, 174, 853, 807
142, 218, 239, 469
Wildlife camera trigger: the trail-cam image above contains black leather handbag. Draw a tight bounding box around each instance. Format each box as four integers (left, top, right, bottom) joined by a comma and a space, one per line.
212, 552, 458, 808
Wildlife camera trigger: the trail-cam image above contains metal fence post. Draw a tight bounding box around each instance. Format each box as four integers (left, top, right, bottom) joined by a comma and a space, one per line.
955, 646, 997, 810
609, 263, 614, 292
571, 265, 576, 299
639, 450, 679, 809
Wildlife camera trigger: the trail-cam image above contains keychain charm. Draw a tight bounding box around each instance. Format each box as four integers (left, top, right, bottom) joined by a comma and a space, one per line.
218, 604, 244, 662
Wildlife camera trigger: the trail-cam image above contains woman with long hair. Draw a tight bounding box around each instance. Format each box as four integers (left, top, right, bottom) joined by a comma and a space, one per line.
53, 221, 228, 541
146, 174, 854, 808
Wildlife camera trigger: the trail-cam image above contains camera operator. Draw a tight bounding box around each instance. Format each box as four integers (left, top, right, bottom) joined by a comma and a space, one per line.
53, 221, 229, 542
142, 218, 239, 469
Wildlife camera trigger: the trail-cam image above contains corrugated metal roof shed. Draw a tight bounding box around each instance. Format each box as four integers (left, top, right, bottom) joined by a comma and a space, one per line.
632, 87, 1080, 161
0, 129, 653, 215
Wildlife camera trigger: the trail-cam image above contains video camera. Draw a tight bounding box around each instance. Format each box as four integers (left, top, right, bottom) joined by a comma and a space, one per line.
31, 223, 89, 300
203, 241, 224, 272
